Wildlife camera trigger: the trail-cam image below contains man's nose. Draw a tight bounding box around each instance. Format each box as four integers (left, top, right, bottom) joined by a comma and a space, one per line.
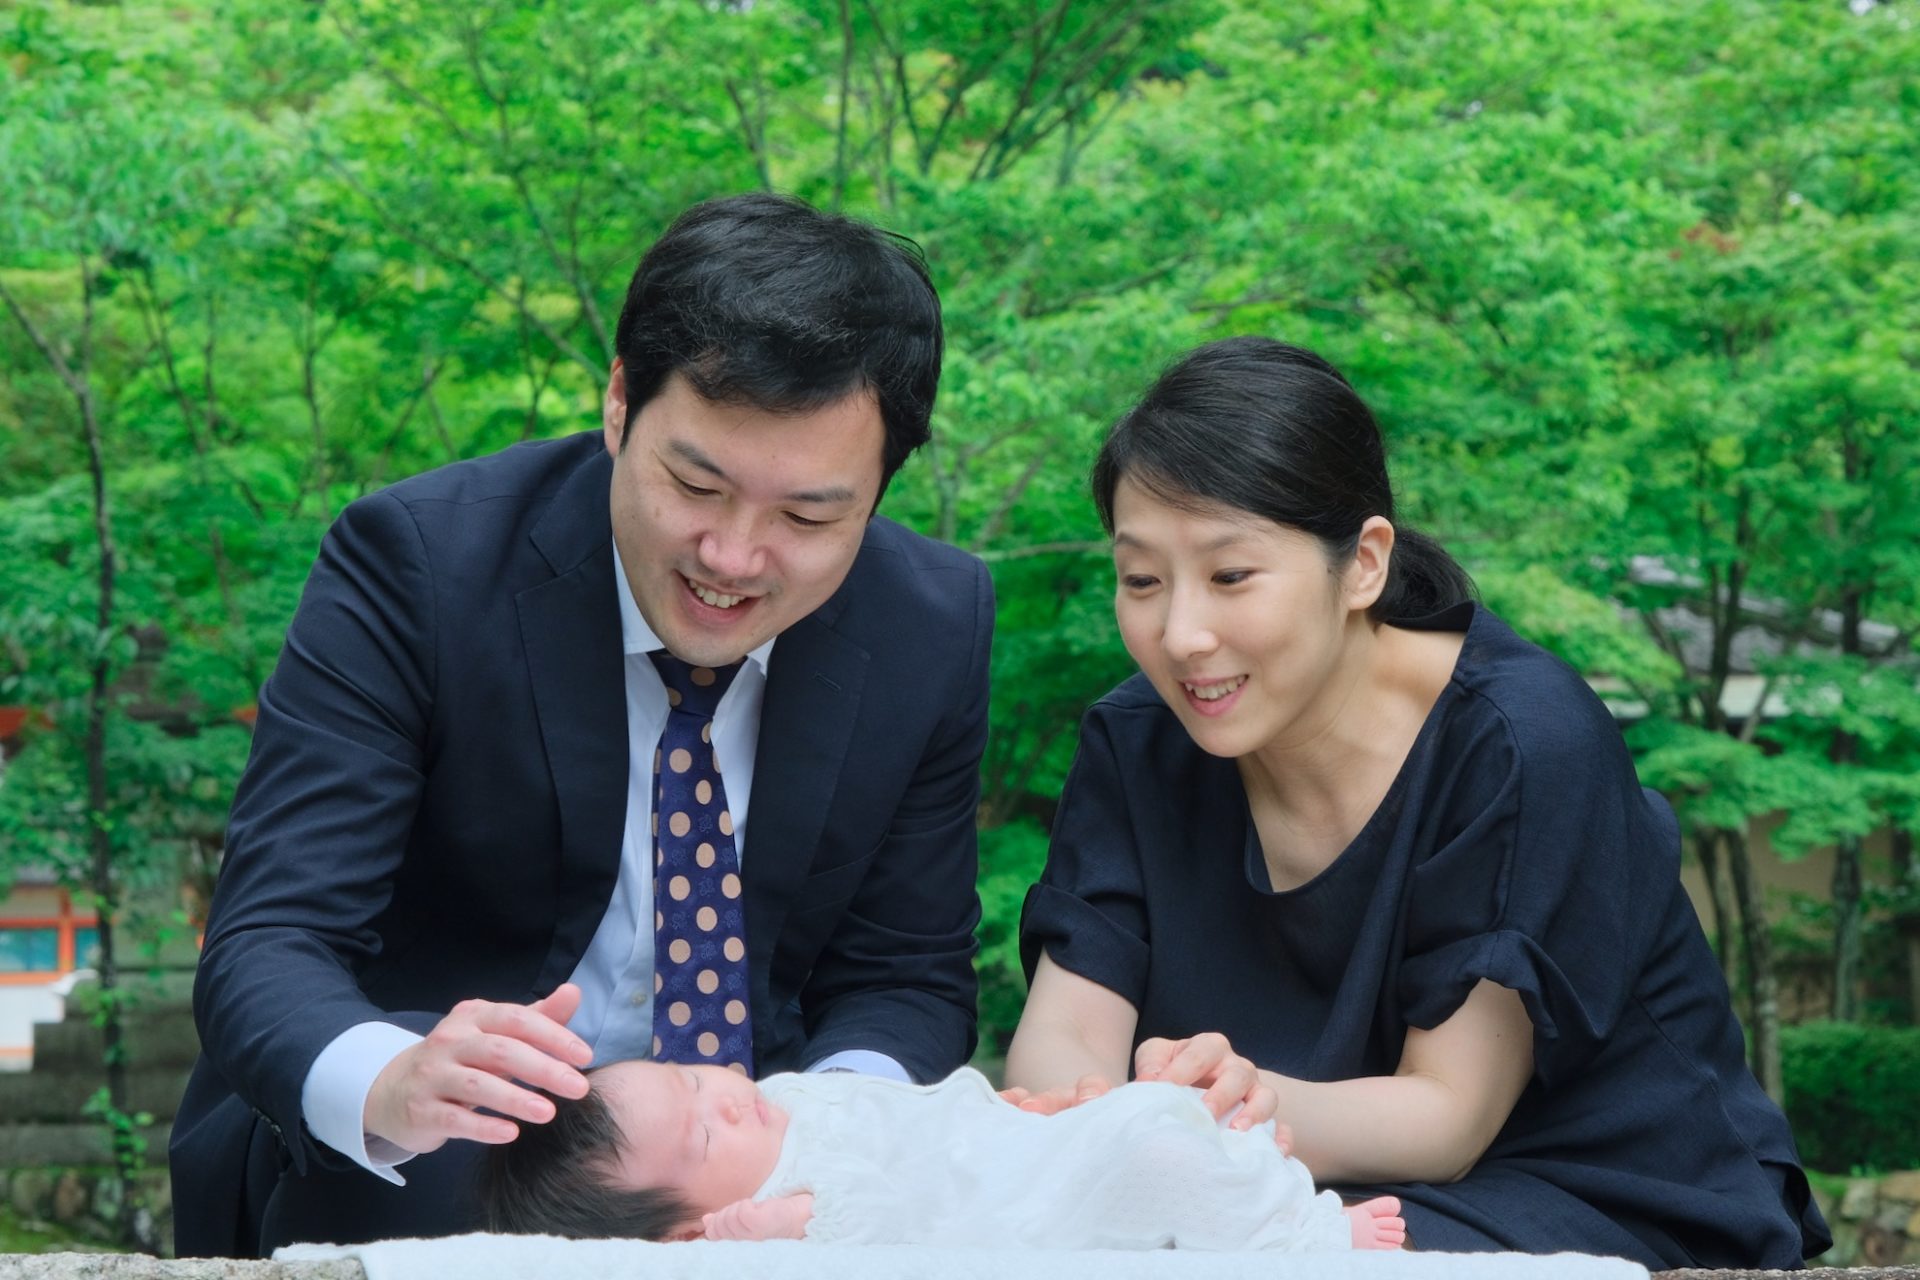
698, 514, 765, 583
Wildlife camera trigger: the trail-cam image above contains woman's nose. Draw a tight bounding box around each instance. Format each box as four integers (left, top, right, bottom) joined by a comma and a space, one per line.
1162, 597, 1218, 661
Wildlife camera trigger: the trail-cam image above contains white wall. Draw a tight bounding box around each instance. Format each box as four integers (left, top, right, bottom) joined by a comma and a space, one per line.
0, 980, 72, 1071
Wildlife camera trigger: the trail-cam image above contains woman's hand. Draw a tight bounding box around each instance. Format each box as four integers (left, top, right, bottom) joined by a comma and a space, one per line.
998, 1072, 1113, 1115
1134, 1032, 1277, 1130
1002, 955, 1137, 1113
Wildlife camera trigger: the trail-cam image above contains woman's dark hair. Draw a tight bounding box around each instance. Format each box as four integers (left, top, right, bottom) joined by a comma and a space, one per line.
613, 191, 943, 494
479, 1077, 691, 1241
1091, 336, 1473, 622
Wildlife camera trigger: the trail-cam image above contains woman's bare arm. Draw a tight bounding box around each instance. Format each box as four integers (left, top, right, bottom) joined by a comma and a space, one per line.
1165, 979, 1532, 1184
1001, 954, 1138, 1108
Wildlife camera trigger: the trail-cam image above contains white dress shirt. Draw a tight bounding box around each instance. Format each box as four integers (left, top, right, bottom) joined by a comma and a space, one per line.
300, 542, 906, 1181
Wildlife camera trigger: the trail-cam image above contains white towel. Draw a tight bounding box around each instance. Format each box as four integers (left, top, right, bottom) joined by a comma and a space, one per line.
279, 1233, 1652, 1280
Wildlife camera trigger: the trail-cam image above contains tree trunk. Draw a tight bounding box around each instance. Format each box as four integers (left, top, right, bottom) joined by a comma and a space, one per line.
1829, 832, 1864, 1022
1893, 828, 1918, 1027
70, 265, 144, 1246
1694, 830, 1741, 996
1829, 585, 1866, 1022
832, 0, 853, 211
4, 254, 149, 1247
1725, 825, 1783, 1103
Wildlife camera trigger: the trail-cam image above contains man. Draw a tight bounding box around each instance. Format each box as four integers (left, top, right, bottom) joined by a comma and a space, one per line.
170, 194, 992, 1255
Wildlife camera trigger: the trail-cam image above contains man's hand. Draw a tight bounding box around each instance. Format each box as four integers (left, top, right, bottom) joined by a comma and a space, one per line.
363, 983, 592, 1153
1134, 1032, 1277, 1130
701, 1193, 814, 1241
998, 1072, 1113, 1115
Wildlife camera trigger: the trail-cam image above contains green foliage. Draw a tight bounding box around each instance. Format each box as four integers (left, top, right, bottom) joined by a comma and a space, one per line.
1477, 567, 1683, 709
3, 0, 1918, 1079
80, 1086, 153, 1190
1781, 1021, 1920, 1173
975, 819, 1050, 1054
0, 1202, 125, 1254
1773, 890, 1918, 1029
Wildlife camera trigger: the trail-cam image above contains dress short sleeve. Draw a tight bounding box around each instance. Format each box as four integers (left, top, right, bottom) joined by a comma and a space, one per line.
1394, 691, 1679, 1089
1019, 706, 1151, 1006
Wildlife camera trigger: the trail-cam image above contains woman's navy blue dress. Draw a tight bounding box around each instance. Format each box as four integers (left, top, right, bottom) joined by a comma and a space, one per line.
1020, 604, 1828, 1269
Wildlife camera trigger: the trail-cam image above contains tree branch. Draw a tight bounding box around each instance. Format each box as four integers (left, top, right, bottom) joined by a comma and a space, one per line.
321, 148, 603, 382
327, 8, 483, 148
833, 0, 855, 210
974, 443, 1053, 545
724, 77, 775, 191
0, 276, 87, 399
976, 540, 1106, 562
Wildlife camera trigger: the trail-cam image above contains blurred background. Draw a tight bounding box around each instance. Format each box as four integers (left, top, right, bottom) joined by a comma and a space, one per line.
0, 0, 1916, 1258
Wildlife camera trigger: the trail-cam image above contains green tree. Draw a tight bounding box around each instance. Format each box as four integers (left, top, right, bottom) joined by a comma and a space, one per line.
0, 3, 274, 1243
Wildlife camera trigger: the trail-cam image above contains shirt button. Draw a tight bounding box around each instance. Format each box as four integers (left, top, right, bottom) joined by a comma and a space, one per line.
630, 993, 647, 1007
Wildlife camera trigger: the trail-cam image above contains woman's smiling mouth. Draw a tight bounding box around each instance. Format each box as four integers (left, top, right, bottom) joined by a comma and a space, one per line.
1179, 675, 1248, 716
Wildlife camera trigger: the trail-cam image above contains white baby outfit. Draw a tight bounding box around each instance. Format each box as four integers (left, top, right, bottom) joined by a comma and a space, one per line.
754, 1067, 1353, 1251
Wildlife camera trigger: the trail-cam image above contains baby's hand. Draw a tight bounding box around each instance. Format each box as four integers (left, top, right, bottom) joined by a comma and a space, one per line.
701, 1193, 813, 1241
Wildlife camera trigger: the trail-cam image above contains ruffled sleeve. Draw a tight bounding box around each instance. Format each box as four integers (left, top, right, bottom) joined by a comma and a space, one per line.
1394, 693, 1680, 1089
783, 1150, 916, 1244
1018, 705, 1151, 1006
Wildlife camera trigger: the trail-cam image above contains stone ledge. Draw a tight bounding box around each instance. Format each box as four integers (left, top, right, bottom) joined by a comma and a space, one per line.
1658, 1271, 1920, 1280
0, 1261, 361, 1280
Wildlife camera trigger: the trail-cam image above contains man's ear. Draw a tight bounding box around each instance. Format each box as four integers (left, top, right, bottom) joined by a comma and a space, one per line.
603, 359, 628, 458
1344, 515, 1395, 613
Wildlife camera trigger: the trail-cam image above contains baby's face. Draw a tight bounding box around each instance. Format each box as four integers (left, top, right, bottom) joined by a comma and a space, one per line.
595, 1060, 790, 1222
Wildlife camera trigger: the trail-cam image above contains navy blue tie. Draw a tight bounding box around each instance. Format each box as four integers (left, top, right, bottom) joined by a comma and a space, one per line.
648, 653, 753, 1073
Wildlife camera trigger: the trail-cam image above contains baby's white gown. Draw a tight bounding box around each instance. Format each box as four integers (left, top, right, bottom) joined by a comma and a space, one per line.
754, 1067, 1352, 1251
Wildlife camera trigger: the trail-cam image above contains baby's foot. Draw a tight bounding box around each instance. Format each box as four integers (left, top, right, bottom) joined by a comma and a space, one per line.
1344, 1196, 1407, 1250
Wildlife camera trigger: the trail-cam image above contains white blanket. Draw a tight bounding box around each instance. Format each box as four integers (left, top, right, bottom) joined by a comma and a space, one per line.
280, 1233, 1652, 1280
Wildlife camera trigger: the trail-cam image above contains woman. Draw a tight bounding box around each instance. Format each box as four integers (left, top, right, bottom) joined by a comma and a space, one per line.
1005, 336, 1828, 1269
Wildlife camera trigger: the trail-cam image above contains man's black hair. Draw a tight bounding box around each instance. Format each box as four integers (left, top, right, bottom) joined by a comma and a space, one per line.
612, 192, 943, 493
480, 1078, 691, 1241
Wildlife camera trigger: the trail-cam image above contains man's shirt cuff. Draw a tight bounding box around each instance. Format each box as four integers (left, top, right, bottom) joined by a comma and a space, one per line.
301, 1021, 427, 1184
806, 1049, 912, 1083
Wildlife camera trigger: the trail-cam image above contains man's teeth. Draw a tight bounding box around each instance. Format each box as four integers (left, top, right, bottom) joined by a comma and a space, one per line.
1184, 676, 1246, 701
692, 583, 746, 609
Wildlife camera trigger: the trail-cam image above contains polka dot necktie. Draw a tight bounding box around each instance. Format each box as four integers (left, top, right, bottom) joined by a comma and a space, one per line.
648, 653, 753, 1073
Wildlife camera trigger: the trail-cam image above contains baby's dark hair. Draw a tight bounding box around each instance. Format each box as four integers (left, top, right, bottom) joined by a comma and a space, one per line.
479, 1072, 691, 1240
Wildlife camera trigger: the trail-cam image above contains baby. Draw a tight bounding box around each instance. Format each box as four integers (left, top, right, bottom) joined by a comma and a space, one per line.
483, 1063, 1405, 1252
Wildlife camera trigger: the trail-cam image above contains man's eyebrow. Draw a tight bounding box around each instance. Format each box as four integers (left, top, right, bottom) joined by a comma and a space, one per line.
664, 439, 857, 505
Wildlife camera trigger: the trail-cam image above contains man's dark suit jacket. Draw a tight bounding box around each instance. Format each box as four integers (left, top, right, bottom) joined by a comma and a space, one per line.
169, 432, 991, 1255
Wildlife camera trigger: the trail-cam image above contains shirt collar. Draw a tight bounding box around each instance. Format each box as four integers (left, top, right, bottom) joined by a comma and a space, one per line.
611, 540, 775, 674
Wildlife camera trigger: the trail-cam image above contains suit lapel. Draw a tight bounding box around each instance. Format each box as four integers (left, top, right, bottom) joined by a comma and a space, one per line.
517, 446, 629, 996
744, 613, 869, 992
